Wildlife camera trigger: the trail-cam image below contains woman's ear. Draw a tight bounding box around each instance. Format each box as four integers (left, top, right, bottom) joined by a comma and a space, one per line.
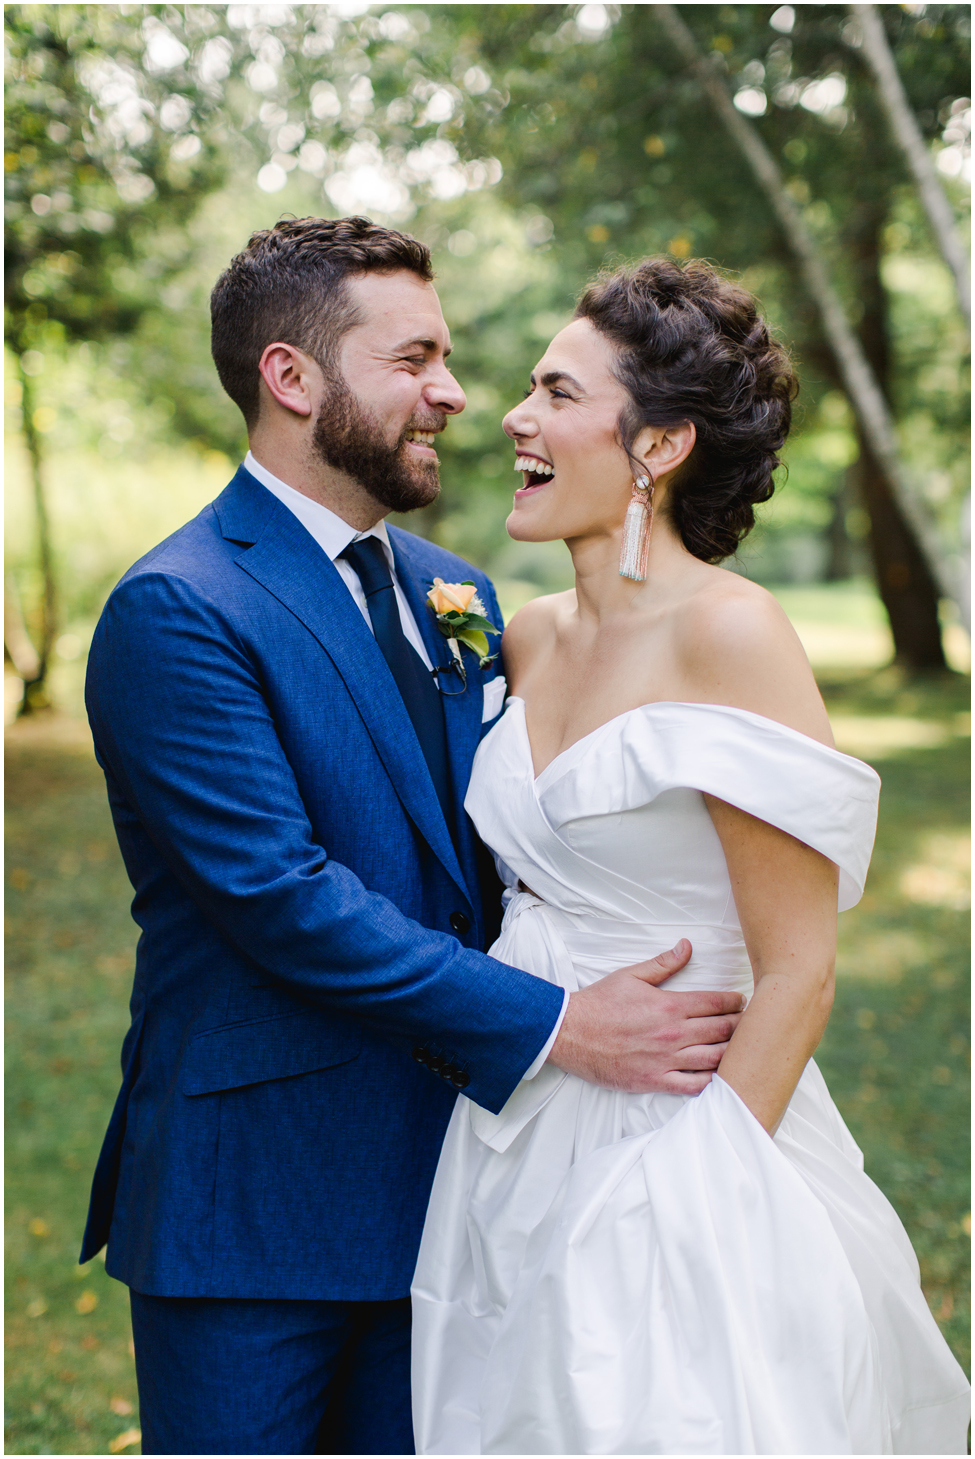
632, 420, 696, 479
257, 342, 321, 418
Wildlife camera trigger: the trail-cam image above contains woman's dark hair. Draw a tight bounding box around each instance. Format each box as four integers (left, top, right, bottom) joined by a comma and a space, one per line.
210, 215, 433, 428
575, 257, 797, 563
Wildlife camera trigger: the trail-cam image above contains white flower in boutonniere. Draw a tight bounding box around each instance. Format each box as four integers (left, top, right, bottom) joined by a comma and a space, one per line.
426, 578, 501, 685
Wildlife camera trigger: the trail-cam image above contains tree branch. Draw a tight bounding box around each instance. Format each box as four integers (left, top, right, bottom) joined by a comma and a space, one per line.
849, 3, 970, 323
654, 3, 963, 623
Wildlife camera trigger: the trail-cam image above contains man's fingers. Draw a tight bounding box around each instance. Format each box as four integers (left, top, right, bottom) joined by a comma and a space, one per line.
624, 938, 693, 986
663, 988, 748, 1017
657, 1070, 713, 1096
678, 1014, 741, 1047
673, 1041, 730, 1072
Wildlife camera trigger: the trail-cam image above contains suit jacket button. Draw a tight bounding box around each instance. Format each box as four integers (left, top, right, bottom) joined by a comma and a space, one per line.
451, 1071, 470, 1089
428, 1054, 445, 1073
449, 911, 471, 934
412, 1047, 428, 1064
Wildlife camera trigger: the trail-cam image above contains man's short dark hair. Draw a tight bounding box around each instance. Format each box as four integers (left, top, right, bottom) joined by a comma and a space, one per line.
210, 215, 434, 428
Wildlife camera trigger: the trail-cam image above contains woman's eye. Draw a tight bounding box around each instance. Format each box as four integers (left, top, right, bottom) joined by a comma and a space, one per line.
550, 389, 570, 400
522, 386, 534, 399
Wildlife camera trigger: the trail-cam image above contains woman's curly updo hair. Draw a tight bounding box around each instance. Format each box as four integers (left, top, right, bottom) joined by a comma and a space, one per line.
575, 258, 798, 563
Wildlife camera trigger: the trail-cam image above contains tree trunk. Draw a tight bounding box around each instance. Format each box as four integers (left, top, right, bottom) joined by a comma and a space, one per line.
654, 4, 960, 630
4, 581, 41, 681
850, 203, 946, 668
850, 3, 970, 322
824, 469, 853, 582
16, 357, 58, 713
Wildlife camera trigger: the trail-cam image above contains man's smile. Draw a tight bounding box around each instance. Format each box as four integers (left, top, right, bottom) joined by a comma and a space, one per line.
403, 427, 441, 458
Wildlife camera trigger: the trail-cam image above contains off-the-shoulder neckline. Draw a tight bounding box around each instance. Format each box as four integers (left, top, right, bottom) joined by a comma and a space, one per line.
502, 695, 863, 786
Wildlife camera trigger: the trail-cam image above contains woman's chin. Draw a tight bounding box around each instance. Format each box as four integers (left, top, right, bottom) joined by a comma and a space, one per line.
505, 507, 561, 543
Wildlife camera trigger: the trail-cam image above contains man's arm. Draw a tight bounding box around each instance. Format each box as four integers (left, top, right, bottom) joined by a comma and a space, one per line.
91, 571, 744, 1111
88, 570, 564, 1116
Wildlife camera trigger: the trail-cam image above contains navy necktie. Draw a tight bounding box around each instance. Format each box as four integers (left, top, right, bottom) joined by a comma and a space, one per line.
339, 536, 454, 835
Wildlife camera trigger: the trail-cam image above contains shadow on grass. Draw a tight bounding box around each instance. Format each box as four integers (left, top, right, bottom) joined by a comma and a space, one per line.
4, 669, 971, 1452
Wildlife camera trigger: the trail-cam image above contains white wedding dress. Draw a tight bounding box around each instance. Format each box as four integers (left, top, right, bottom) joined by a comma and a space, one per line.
411, 699, 970, 1455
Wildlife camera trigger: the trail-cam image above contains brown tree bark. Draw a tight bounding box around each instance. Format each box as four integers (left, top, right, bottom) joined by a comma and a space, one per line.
850, 3, 970, 323
16, 357, 58, 713
824, 469, 854, 583
849, 202, 946, 668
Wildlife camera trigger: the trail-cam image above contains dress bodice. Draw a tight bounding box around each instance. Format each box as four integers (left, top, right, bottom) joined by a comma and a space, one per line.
466, 697, 881, 929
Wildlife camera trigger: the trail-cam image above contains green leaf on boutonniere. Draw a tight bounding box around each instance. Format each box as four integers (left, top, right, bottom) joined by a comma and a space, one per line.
426, 577, 501, 675
454, 628, 490, 661
455, 613, 499, 635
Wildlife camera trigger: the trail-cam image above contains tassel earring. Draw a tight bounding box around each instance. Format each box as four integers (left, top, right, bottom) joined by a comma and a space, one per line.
618, 475, 654, 582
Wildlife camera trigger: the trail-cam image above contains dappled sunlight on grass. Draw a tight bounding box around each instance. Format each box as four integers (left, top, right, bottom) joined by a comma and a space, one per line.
812, 668, 970, 1372
6, 721, 142, 1455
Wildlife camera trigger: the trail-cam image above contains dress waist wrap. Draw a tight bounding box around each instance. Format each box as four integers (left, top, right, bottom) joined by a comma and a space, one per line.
470, 893, 753, 1153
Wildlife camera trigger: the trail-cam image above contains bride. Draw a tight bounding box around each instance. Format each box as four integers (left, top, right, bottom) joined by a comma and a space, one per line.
411, 258, 969, 1454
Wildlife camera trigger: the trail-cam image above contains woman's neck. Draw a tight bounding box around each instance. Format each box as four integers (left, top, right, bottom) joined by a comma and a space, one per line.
565, 513, 694, 625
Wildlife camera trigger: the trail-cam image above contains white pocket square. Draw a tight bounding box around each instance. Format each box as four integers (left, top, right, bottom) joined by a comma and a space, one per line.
481, 676, 508, 723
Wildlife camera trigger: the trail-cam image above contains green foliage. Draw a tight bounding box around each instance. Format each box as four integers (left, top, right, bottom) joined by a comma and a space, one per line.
4, 5, 226, 354
3, 4, 970, 646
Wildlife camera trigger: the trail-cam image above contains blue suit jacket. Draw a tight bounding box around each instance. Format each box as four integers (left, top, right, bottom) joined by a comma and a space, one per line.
80, 466, 563, 1300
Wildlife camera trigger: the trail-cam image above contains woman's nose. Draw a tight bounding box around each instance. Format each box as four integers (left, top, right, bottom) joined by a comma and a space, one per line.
502, 404, 537, 440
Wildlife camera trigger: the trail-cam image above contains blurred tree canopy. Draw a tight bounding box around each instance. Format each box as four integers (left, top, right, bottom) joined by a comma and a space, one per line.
4, 3, 970, 697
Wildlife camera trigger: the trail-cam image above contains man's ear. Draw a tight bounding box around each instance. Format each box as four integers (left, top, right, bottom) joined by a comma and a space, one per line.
632, 420, 696, 479
257, 342, 321, 418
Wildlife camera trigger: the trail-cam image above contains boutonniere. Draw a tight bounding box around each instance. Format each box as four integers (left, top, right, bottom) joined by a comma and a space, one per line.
426, 578, 501, 686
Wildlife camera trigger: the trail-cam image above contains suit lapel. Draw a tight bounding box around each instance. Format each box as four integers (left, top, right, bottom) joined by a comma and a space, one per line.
390, 530, 487, 890
217, 472, 468, 897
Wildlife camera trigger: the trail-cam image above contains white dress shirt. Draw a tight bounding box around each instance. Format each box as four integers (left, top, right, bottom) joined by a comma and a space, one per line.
245, 451, 433, 668
242, 452, 567, 1079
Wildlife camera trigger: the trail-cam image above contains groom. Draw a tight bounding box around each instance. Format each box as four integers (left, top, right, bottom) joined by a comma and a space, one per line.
81, 216, 744, 1454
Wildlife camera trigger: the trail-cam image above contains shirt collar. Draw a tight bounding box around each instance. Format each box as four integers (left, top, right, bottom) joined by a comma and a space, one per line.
243, 451, 393, 565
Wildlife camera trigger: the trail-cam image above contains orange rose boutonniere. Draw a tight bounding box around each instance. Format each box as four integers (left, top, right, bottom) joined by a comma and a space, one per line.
426, 578, 501, 685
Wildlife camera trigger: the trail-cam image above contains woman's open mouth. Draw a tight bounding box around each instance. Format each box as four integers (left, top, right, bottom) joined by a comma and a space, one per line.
514, 454, 554, 495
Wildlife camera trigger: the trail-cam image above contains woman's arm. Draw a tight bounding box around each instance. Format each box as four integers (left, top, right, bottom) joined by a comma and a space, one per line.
703, 794, 839, 1133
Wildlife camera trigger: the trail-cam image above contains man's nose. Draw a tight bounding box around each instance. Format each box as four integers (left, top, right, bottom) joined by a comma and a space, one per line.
426, 363, 466, 415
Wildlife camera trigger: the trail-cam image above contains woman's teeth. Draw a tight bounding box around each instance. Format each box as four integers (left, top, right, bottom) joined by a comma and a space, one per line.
406, 430, 437, 446
514, 456, 553, 475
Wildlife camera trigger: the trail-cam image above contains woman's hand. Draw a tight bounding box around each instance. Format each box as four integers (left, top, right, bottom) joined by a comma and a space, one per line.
702, 795, 839, 1134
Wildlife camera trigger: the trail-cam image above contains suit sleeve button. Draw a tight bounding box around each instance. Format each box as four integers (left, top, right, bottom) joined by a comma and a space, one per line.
412, 1047, 428, 1064
449, 912, 471, 934
450, 1071, 470, 1089
428, 1054, 445, 1073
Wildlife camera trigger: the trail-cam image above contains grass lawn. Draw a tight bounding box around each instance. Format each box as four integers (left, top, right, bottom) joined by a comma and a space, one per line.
5, 658, 970, 1454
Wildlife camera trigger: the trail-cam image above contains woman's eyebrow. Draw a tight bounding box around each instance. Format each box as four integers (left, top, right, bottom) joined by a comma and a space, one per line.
531, 369, 585, 391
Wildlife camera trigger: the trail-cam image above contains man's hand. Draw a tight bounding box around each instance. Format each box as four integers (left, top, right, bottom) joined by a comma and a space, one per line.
547, 939, 745, 1095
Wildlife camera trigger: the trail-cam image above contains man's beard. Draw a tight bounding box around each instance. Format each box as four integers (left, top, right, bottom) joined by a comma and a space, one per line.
311, 373, 444, 514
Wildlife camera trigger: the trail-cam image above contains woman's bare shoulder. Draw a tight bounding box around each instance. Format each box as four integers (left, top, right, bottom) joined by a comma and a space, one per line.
675, 570, 834, 746
502, 591, 572, 676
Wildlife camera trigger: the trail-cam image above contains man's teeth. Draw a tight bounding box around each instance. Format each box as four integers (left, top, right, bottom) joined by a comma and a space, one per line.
406, 430, 437, 445
514, 456, 554, 475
